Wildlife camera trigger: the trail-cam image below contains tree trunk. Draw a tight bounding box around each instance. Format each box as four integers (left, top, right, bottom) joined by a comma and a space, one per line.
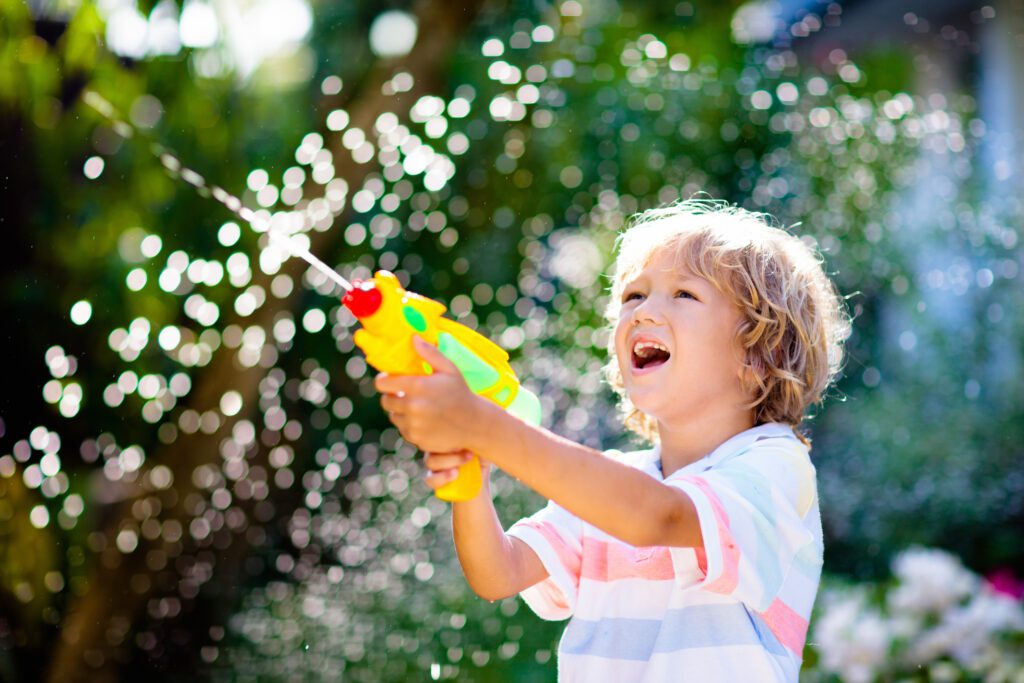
46, 1, 487, 680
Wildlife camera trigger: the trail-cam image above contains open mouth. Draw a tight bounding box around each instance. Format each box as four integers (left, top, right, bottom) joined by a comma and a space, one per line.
632, 340, 671, 371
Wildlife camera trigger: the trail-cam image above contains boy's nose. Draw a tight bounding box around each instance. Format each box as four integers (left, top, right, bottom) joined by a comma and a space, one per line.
632, 297, 665, 325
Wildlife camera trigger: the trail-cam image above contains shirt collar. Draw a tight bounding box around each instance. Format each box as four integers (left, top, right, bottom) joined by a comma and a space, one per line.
649, 423, 799, 480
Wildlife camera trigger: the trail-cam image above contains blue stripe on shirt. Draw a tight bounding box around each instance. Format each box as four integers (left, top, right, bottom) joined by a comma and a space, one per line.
560, 603, 788, 660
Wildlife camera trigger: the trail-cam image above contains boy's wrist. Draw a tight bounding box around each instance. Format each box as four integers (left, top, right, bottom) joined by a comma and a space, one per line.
464, 396, 507, 463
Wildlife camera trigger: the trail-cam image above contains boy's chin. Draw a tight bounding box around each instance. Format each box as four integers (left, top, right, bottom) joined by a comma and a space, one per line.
631, 398, 696, 424
630, 401, 674, 423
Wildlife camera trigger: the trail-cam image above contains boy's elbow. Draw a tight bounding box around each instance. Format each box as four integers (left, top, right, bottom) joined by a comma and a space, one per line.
462, 535, 544, 602
467, 580, 516, 603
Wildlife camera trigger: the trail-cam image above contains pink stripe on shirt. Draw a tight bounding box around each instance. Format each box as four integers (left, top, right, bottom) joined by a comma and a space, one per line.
760, 598, 810, 655
581, 538, 675, 582
681, 476, 740, 595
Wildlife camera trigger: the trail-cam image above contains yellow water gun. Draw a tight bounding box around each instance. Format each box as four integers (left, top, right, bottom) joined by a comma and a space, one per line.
342, 271, 541, 502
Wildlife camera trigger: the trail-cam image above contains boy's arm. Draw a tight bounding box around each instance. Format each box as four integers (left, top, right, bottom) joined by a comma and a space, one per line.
465, 400, 703, 550
449, 477, 548, 601
376, 338, 702, 551
424, 451, 547, 601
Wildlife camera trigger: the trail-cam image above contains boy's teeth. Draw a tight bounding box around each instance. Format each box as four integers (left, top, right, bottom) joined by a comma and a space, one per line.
632, 340, 671, 370
633, 341, 668, 356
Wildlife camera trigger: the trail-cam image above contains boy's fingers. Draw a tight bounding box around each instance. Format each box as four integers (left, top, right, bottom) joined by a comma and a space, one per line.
411, 336, 461, 376
375, 373, 409, 394
424, 451, 473, 471
424, 468, 460, 490
380, 393, 405, 417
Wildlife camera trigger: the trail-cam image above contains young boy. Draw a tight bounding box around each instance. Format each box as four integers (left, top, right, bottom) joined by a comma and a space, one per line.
375, 199, 849, 681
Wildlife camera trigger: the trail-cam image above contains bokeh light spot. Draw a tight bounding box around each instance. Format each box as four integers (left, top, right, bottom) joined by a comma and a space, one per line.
302, 309, 326, 333
29, 505, 50, 529
369, 10, 417, 58
83, 156, 105, 179
126, 268, 148, 291
70, 300, 92, 325
179, 0, 219, 48
140, 235, 162, 258
219, 222, 241, 246
221, 390, 244, 416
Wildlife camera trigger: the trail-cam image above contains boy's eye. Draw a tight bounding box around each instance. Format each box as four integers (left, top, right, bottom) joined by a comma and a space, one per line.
623, 291, 644, 302
676, 290, 696, 300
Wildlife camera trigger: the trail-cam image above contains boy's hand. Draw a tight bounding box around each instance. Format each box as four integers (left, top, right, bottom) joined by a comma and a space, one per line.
374, 336, 487, 454
423, 450, 492, 491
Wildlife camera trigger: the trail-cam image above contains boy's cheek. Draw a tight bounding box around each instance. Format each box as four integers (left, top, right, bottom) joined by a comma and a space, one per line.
610, 335, 627, 366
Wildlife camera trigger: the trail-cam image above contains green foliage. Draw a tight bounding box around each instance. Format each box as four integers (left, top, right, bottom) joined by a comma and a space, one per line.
0, 475, 60, 633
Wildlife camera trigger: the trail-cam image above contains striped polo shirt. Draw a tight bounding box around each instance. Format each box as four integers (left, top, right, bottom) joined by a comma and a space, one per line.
506, 423, 822, 682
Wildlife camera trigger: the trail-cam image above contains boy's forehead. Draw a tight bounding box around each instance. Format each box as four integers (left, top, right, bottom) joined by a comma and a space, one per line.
616, 244, 730, 298
634, 246, 702, 281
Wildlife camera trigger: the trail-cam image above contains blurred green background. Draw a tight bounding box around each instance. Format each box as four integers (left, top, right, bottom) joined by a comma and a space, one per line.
1, 0, 1022, 680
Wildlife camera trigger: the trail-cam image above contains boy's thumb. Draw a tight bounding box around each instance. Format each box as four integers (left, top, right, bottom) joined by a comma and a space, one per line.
412, 336, 459, 374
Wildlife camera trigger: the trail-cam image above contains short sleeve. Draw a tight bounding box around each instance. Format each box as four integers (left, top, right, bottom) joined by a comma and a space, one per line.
507, 500, 584, 620
666, 437, 822, 613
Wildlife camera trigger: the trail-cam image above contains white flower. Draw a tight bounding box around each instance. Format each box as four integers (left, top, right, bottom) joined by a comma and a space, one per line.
904, 620, 962, 666
888, 547, 977, 616
941, 588, 1024, 665
814, 588, 892, 682
808, 548, 1024, 681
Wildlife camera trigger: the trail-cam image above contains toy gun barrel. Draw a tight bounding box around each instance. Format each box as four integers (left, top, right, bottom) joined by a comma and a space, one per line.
342, 271, 541, 502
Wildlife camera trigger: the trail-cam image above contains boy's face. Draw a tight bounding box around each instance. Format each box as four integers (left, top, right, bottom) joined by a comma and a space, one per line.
614, 247, 750, 428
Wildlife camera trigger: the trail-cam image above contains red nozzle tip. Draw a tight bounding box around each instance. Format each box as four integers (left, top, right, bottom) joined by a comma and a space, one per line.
342, 280, 382, 318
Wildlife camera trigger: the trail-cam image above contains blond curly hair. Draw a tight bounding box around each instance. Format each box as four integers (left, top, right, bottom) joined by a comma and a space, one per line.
603, 199, 850, 445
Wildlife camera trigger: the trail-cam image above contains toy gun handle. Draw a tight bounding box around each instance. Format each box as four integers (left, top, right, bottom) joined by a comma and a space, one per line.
342, 271, 541, 502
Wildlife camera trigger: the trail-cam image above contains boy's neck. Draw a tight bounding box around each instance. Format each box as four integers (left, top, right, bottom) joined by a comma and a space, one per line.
656, 409, 756, 477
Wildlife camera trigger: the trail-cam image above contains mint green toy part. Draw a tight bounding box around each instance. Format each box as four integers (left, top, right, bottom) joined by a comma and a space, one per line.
436, 332, 542, 426
437, 332, 500, 393
506, 385, 542, 425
